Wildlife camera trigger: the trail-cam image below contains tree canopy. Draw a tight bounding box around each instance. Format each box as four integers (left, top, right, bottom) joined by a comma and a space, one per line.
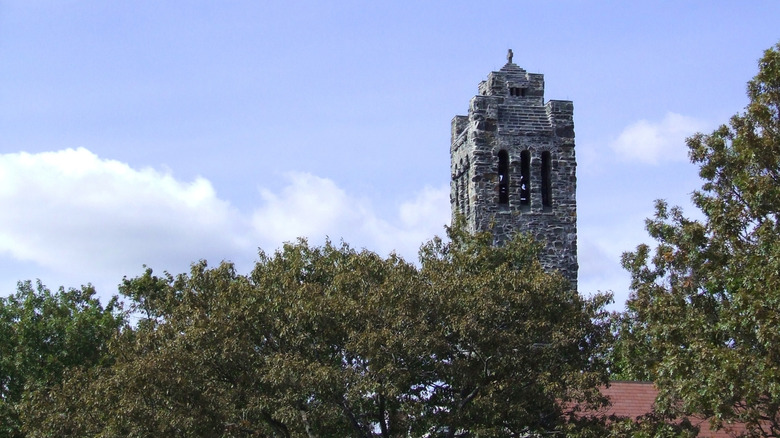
15, 225, 612, 437
618, 42, 780, 437
0, 281, 124, 438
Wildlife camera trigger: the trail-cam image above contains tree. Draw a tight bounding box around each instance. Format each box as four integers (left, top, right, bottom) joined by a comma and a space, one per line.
22, 224, 612, 437
418, 224, 611, 437
0, 281, 124, 438
620, 42, 780, 437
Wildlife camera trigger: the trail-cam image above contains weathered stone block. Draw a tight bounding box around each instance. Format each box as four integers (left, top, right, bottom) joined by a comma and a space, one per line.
450, 53, 578, 289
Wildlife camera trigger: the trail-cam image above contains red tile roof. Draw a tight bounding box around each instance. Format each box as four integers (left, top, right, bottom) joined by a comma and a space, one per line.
591, 381, 749, 438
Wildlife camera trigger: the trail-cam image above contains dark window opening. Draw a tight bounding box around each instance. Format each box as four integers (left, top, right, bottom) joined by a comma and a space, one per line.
460, 178, 467, 215
541, 151, 552, 209
510, 87, 527, 97
464, 163, 470, 217
520, 150, 530, 206
453, 179, 460, 213
498, 150, 509, 204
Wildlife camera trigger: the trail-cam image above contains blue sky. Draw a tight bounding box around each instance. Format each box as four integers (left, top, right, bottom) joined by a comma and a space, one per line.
1, 1, 778, 308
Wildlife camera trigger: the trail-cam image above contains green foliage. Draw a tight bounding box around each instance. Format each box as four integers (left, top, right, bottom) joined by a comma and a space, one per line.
0, 281, 124, 438
419, 222, 612, 437
21, 224, 612, 437
561, 410, 699, 438
620, 42, 780, 437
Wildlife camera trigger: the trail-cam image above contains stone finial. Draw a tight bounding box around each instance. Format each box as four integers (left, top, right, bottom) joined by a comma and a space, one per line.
507, 49, 513, 64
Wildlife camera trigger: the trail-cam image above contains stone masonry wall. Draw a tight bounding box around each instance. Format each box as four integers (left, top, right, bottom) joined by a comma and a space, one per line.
451, 60, 578, 288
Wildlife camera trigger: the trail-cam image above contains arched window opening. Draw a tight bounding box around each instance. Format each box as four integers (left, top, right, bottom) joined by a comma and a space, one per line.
464, 160, 470, 217
541, 151, 552, 209
459, 177, 466, 215
520, 150, 530, 206
498, 150, 509, 205
453, 177, 460, 213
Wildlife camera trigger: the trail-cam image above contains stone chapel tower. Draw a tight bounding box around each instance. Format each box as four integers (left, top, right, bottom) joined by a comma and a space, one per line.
451, 50, 578, 288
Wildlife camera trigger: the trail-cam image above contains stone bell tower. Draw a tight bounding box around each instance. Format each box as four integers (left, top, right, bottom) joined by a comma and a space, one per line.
450, 50, 578, 288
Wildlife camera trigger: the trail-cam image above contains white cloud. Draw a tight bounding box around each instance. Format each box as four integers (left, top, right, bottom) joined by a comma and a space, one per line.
610, 112, 709, 164
0, 148, 252, 281
253, 172, 357, 243
251, 172, 450, 259
373, 185, 451, 257
0, 149, 451, 297
399, 186, 449, 229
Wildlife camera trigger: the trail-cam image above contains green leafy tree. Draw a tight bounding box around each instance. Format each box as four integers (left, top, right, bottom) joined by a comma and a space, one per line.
24, 263, 291, 437
620, 42, 780, 437
23, 225, 612, 437
0, 281, 123, 438
418, 224, 612, 437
